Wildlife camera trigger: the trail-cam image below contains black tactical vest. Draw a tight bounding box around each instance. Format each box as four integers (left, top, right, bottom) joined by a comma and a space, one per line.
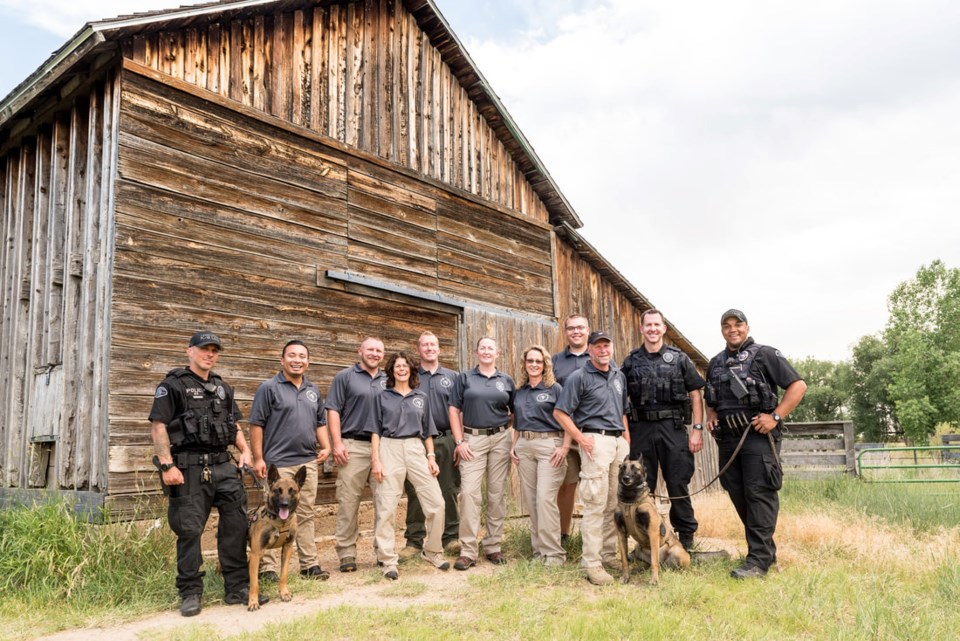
625, 346, 689, 410
705, 343, 779, 415
163, 368, 237, 451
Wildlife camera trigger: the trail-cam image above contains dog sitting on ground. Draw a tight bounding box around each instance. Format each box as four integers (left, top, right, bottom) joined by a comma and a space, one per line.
247, 464, 307, 611
614, 456, 691, 585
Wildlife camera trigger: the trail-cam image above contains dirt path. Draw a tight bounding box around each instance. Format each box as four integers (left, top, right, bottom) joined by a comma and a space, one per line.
36, 535, 498, 641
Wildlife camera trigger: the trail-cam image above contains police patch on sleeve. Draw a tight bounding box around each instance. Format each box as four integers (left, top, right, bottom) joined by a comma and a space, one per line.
775, 350, 784, 358
216, 385, 226, 400
154, 385, 169, 398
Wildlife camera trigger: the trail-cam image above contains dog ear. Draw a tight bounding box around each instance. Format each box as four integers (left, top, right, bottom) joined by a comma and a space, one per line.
294, 465, 308, 489
268, 464, 280, 485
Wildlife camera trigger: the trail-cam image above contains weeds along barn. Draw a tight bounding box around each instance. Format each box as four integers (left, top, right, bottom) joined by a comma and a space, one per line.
0, 0, 709, 520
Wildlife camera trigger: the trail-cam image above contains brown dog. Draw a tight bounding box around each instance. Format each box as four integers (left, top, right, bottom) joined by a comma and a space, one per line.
614, 456, 691, 585
247, 464, 306, 610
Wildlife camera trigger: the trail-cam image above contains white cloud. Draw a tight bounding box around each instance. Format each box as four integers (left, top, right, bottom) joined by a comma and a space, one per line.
0, 0, 184, 38
463, 0, 960, 359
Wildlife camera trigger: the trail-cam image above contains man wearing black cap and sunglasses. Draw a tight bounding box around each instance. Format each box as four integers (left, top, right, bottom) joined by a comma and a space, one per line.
149, 331, 263, 616
704, 310, 806, 579
553, 330, 630, 586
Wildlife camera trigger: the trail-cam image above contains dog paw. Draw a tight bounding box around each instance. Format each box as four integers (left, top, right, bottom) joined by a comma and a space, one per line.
280, 590, 293, 602
620, 576, 630, 585
247, 601, 260, 611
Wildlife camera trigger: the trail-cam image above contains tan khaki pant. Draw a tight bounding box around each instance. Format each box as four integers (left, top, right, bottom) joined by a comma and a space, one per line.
458, 429, 512, 560
374, 437, 445, 568
334, 438, 379, 561
261, 462, 319, 572
578, 434, 629, 568
516, 434, 567, 562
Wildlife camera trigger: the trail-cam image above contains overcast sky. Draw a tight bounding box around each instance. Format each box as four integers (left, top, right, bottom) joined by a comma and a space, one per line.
2, 0, 958, 362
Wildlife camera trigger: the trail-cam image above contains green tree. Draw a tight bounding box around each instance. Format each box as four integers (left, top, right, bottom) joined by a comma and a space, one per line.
883, 260, 960, 443
849, 334, 898, 441
789, 357, 852, 422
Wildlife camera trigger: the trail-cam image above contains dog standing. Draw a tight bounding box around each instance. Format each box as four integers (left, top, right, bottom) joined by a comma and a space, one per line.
247, 464, 307, 610
614, 456, 691, 585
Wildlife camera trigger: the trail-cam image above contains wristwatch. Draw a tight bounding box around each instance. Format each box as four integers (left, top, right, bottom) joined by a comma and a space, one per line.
771, 412, 782, 423
455, 439, 464, 446
159, 461, 174, 472
692, 424, 703, 431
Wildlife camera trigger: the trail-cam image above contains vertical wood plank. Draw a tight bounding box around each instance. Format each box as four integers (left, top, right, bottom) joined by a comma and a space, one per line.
292, 9, 307, 126
207, 24, 221, 95
217, 21, 231, 98
57, 96, 89, 487
252, 15, 267, 112
329, 4, 346, 141
240, 18, 254, 107
430, 48, 441, 180
229, 19, 244, 103
345, 2, 363, 148
183, 29, 197, 86
361, 0, 377, 153
196, 27, 209, 90
396, 7, 409, 166
310, 6, 327, 134
272, 12, 293, 120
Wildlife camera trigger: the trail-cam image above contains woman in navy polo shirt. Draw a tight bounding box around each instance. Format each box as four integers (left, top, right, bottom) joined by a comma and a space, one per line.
510, 345, 570, 565
370, 352, 450, 580
449, 337, 516, 570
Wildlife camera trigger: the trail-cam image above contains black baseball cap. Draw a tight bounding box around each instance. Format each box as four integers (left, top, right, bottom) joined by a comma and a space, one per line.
588, 330, 613, 345
721, 309, 748, 323
189, 331, 222, 349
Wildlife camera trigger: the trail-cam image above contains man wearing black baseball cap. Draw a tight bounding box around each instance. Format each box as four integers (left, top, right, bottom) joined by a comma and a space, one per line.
149, 331, 262, 615
704, 310, 806, 579
553, 330, 630, 585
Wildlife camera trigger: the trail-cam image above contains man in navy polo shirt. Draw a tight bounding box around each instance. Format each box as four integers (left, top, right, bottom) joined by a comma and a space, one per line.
325, 336, 387, 572
249, 340, 332, 581
554, 331, 630, 586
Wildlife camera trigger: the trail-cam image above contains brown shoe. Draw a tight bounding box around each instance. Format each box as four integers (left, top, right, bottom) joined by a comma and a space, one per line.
485, 551, 507, 565
454, 556, 476, 571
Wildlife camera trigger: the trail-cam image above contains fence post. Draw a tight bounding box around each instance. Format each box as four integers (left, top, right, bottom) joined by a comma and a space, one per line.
843, 421, 855, 475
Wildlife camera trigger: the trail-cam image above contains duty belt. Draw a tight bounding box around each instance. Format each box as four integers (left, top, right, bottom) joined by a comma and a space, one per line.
636, 409, 681, 421
581, 428, 622, 437
463, 425, 508, 435
718, 412, 752, 438
519, 430, 561, 440
175, 451, 231, 467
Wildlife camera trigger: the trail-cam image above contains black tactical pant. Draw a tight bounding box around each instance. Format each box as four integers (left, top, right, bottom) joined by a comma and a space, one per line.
167, 458, 248, 597
716, 426, 782, 570
404, 431, 460, 548
628, 417, 698, 536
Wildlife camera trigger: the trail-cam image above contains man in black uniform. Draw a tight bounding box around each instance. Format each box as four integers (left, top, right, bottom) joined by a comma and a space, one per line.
704, 310, 807, 579
623, 309, 705, 553
149, 331, 264, 616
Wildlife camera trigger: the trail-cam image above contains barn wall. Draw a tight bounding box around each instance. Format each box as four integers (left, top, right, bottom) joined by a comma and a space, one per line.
119, 0, 550, 225
106, 66, 556, 516
0, 72, 120, 495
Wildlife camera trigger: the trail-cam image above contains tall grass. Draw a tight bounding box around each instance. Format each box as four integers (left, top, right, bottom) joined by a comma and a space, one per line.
0, 499, 187, 639
781, 476, 960, 532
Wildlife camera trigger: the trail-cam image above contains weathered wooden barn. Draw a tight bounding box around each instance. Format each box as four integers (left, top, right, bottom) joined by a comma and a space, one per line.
0, 0, 711, 519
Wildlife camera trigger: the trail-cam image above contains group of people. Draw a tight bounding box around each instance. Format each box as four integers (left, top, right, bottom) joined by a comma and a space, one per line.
149, 308, 806, 616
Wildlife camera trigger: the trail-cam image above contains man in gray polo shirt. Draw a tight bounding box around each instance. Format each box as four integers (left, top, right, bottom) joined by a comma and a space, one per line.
325, 336, 387, 572
250, 340, 332, 581
553, 330, 630, 586
401, 331, 461, 558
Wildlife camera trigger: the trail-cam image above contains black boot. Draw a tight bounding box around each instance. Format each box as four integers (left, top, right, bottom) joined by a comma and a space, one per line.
678, 532, 695, 553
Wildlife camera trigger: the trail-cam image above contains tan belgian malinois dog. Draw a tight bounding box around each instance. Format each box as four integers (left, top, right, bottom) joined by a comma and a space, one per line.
247, 464, 306, 610
614, 456, 691, 585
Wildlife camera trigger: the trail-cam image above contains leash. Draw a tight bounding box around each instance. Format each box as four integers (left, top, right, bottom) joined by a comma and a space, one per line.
238, 460, 268, 520
652, 421, 771, 502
